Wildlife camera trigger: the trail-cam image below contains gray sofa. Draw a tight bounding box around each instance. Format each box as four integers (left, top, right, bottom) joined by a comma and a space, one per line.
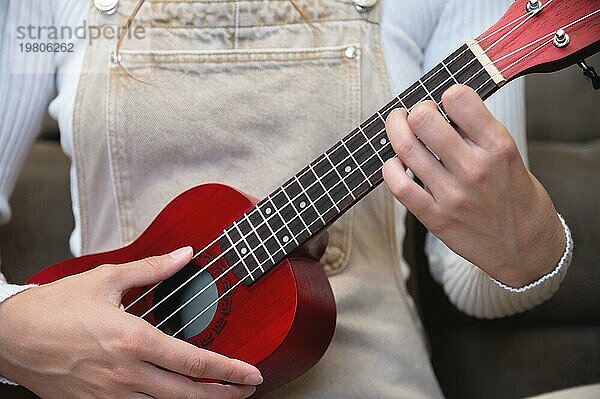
0, 54, 598, 398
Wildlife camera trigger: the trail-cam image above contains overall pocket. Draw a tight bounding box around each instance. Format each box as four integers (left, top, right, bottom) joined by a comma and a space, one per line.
106, 44, 362, 273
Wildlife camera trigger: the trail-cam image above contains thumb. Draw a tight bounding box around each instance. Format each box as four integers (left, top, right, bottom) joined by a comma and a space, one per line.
107, 246, 193, 292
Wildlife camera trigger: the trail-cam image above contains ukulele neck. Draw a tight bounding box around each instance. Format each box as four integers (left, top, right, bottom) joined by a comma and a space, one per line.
219, 40, 506, 285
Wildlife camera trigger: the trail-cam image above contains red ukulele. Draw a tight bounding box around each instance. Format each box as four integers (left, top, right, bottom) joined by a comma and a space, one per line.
28, 0, 600, 396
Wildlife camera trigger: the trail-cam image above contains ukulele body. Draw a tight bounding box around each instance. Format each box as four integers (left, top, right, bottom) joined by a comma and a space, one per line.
27, 183, 337, 397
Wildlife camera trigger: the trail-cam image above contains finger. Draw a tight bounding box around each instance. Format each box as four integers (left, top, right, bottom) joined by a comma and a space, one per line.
382, 157, 437, 219
407, 101, 474, 174
138, 363, 256, 399
441, 85, 502, 147
141, 329, 262, 385
385, 108, 452, 194
106, 247, 193, 291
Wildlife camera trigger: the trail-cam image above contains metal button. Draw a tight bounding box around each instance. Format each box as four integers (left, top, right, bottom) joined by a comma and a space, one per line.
94, 0, 119, 14
110, 52, 122, 64
344, 46, 359, 59
352, 0, 378, 12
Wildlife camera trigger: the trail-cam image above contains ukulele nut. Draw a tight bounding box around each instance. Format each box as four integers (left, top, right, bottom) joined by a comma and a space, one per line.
553, 29, 570, 48
526, 0, 542, 15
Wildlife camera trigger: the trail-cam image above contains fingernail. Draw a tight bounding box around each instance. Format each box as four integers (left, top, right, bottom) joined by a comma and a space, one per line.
244, 373, 263, 385
169, 246, 192, 261
243, 386, 257, 398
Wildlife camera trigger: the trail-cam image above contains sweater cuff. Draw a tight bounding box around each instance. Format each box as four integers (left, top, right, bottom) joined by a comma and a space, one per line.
490, 213, 573, 293
0, 282, 37, 386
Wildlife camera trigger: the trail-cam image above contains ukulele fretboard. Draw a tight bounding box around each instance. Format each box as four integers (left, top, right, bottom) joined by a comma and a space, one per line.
219, 42, 501, 285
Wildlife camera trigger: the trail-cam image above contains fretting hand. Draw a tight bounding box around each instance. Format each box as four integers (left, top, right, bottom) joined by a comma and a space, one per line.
0, 247, 262, 399
383, 84, 565, 288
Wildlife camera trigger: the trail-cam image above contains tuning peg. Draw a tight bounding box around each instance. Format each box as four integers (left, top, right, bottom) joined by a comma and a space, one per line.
577, 60, 600, 90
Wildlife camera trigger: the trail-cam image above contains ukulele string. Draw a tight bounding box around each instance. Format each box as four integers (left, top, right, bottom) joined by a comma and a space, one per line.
126, 6, 540, 315
161, 8, 600, 335
484, 0, 555, 55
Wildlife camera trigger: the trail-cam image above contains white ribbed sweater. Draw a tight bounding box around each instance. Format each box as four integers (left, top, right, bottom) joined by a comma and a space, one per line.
0, 0, 572, 330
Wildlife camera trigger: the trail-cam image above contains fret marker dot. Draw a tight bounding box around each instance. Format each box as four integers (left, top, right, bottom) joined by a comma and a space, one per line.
240, 247, 248, 255
265, 207, 272, 215
282, 235, 290, 243
344, 165, 352, 173
299, 201, 306, 209
380, 138, 387, 145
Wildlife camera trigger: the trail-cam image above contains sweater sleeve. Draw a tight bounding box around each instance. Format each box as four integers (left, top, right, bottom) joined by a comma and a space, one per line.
420, 0, 572, 318
425, 217, 572, 318
0, 2, 55, 301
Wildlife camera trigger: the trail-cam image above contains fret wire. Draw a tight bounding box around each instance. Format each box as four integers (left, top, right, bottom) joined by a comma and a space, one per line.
293, 175, 326, 225
264, 192, 299, 246
323, 151, 357, 200
225, 228, 256, 281
418, 78, 450, 123
233, 221, 264, 274
397, 96, 408, 110
440, 109, 450, 123
243, 214, 275, 265
441, 60, 459, 84
341, 139, 371, 187
279, 186, 311, 237
359, 125, 386, 165
256, 202, 287, 253
374, 110, 394, 158
308, 163, 340, 213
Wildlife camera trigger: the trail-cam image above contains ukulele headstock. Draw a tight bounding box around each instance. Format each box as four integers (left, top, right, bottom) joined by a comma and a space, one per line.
478, 0, 600, 81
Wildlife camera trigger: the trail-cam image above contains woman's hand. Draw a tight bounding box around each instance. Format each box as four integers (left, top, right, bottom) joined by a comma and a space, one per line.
0, 247, 262, 399
383, 85, 565, 288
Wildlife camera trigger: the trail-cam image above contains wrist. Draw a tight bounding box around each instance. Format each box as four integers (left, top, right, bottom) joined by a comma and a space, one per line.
494, 212, 570, 289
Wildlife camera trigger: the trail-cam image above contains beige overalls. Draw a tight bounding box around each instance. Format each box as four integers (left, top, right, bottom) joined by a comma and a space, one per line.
74, 0, 443, 397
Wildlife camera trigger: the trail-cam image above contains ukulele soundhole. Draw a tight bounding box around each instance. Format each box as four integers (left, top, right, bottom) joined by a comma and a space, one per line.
152, 263, 219, 339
